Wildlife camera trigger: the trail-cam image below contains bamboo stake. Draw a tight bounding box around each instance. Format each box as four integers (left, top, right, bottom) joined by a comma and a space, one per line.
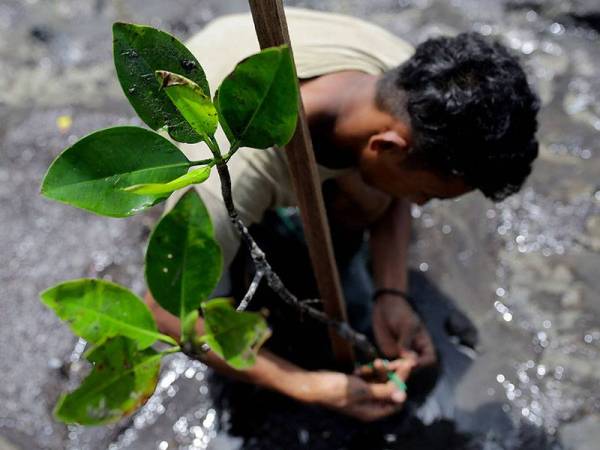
247, 0, 355, 367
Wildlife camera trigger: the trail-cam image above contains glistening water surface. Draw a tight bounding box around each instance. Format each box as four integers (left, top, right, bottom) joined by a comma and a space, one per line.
1, 0, 599, 449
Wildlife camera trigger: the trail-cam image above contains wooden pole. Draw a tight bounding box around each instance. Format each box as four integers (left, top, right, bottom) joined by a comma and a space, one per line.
248, 0, 355, 368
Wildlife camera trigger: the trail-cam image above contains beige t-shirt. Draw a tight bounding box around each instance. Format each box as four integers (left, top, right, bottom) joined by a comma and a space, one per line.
166, 7, 414, 270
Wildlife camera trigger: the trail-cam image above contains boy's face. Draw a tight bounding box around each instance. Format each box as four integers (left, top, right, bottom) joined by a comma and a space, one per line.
358, 119, 474, 205
361, 157, 473, 205
394, 168, 473, 205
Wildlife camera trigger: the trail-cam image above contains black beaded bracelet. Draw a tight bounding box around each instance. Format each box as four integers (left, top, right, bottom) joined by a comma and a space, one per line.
372, 288, 411, 302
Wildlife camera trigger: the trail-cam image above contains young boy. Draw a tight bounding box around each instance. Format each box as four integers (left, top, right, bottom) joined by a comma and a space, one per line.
146, 7, 539, 422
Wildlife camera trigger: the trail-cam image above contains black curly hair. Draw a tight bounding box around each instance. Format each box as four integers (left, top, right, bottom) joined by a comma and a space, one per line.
375, 32, 540, 201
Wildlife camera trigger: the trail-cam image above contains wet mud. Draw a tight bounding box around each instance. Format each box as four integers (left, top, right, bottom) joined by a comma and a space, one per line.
1, 0, 599, 449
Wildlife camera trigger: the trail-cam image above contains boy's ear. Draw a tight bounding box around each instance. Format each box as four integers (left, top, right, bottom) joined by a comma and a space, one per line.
368, 130, 409, 158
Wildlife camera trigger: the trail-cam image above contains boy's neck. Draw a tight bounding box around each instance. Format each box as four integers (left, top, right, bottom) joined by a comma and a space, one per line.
301, 71, 386, 169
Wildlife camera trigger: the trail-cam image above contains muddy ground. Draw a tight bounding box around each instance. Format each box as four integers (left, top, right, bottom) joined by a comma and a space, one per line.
1, 0, 599, 449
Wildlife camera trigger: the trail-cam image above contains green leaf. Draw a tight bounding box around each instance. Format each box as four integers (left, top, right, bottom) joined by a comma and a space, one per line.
113, 22, 209, 143
124, 165, 211, 196
200, 298, 270, 369
40, 279, 176, 349
41, 126, 190, 217
156, 70, 218, 142
215, 45, 298, 149
54, 337, 161, 425
145, 190, 222, 321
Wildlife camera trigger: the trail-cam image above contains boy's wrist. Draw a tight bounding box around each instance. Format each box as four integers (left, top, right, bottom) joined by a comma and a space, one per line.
372, 287, 411, 303
273, 370, 319, 404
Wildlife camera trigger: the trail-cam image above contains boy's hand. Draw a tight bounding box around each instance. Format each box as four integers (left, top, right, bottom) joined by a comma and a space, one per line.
372, 294, 437, 368
353, 355, 416, 384
305, 357, 415, 422
146, 289, 418, 422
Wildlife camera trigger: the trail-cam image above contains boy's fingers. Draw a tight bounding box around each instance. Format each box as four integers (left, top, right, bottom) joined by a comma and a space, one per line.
373, 358, 386, 370
397, 320, 420, 355
354, 365, 370, 377
345, 401, 397, 422
397, 328, 411, 353
367, 380, 394, 400
387, 356, 417, 379
414, 330, 437, 367
354, 359, 391, 382
372, 358, 388, 380
368, 380, 406, 404
353, 401, 400, 422
374, 325, 397, 358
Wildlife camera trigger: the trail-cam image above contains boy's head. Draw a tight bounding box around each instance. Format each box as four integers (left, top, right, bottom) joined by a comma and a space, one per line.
360, 32, 540, 204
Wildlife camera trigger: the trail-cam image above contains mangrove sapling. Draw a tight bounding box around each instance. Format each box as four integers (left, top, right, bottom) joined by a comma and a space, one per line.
40, 22, 377, 426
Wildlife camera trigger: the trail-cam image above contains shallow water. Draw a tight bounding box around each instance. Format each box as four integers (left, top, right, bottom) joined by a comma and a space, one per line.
1, 0, 599, 449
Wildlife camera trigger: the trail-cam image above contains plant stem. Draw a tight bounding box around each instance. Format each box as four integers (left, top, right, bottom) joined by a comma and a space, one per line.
223, 144, 240, 163
193, 138, 378, 360
206, 135, 223, 160
212, 155, 378, 361
237, 270, 264, 311
188, 158, 214, 166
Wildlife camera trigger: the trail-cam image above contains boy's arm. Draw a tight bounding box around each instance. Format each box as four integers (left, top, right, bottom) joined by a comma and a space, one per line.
369, 198, 437, 368
144, 292, 413, 422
